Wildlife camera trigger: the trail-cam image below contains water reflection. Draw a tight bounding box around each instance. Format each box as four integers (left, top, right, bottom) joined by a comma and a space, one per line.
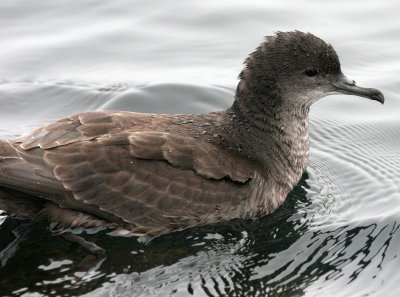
0, 174, 309, 296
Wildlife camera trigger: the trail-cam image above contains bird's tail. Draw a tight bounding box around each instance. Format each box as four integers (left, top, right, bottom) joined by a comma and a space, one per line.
0, 140, 110, 229
0, 139, 45, 219
0, 139, 18, 159
0, 139, 26, 190
0, 187, 45, 219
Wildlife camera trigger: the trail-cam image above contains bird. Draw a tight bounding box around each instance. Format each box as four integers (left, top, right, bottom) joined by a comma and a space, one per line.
0, 31, 384, 254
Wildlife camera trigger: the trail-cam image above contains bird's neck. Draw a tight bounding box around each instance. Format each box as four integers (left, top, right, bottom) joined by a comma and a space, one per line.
230, 90, 310, 133
220, 86, 310, 189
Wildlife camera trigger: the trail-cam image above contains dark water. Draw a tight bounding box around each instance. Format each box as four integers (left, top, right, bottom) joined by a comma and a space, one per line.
1, 1, 400, 296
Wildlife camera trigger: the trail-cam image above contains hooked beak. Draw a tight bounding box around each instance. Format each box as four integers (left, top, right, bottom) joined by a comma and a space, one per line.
332, 75, 384, 104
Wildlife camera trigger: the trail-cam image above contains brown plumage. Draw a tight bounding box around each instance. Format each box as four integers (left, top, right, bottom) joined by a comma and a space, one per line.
0, 111, 266, 236
0, 31, 384, 238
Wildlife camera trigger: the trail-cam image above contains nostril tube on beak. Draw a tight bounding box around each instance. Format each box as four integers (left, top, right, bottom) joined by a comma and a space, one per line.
333, 75, 385, 104
342, 78, 356, 86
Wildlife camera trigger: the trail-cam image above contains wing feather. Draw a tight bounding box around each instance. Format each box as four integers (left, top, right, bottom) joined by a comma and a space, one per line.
8, 112, 257, 234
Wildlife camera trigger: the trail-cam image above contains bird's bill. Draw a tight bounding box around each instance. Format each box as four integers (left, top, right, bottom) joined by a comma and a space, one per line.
332, 75, 385, 104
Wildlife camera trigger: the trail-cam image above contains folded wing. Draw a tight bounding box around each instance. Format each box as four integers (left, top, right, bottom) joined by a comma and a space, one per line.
7, 113, 255, 234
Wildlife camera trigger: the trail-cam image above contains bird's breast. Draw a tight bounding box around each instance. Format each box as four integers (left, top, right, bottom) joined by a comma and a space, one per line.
247, 116, 310, 215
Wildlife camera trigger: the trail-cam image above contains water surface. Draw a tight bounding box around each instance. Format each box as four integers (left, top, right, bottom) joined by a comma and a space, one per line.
0, 1, 399, 296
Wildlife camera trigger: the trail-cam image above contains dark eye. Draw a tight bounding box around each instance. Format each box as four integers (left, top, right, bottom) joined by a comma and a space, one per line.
304, 69, 317, 77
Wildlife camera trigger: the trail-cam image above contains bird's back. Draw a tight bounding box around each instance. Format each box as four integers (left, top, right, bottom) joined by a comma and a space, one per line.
0, 111, 263, 235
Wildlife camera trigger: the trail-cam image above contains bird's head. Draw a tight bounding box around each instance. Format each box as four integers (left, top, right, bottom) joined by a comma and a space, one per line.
236, 31, 384, 110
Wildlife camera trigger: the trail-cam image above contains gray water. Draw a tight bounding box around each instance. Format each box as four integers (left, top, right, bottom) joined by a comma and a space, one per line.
0, 1, 399, 296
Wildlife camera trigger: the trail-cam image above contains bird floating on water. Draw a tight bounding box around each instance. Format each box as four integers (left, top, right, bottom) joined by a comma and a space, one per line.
0, 31, 384, 256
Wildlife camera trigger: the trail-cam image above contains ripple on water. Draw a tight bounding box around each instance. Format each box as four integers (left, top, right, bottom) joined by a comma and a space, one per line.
0, 81, 232, 139
97, 83, 232, 114
309, 104, 400, 224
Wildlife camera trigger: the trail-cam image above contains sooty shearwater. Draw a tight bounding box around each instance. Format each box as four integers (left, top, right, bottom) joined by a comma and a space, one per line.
0, 31, 384, 256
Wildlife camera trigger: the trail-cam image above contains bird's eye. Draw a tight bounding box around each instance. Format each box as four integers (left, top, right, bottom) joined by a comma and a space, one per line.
304, 69, 318, 77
